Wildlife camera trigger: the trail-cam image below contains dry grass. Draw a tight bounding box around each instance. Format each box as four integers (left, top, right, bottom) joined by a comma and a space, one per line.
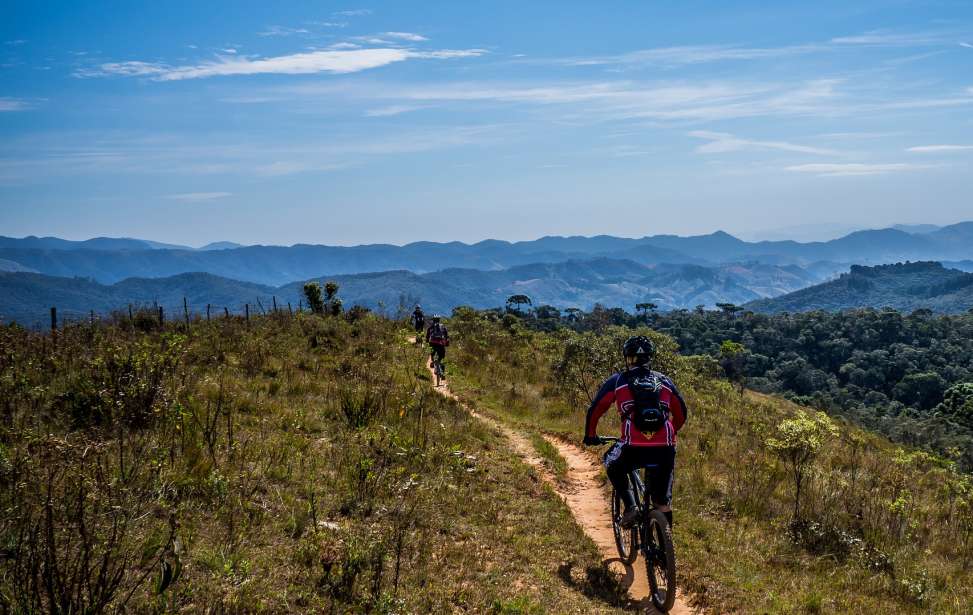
446, 309, 973, 614
0, 312, 632, 613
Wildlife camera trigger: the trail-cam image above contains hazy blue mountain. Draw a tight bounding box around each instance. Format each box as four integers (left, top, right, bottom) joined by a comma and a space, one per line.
200, 241, 245, 250
892, 224, 941, 234
0, 271, 277, 328
1, 222, 971, 287
0, 259, 825, 327
0, 259, 36, 273
746, 262, 973, 314
0, 235, 193, 251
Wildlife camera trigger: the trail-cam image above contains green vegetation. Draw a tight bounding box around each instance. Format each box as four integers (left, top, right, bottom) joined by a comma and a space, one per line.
747, 261, 973, 314
0, 307, 627, 612
528, 433, 568, 480
444, 307, 973, 613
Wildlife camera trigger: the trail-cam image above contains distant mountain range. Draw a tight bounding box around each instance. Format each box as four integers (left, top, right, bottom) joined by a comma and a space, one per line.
0, 236, 244, 253
0, 259, 826, 327
746, 262, 973, 314
2, 223, 972, 325
2, 222, 971, 287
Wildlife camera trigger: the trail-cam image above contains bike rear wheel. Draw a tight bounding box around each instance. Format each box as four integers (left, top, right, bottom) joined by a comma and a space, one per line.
610, 488, 638, 565
644, 509, 676, 612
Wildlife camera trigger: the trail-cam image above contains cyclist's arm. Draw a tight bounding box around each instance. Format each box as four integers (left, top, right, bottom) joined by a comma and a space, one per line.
584, 374, 618, 439
662, 376, 688, 432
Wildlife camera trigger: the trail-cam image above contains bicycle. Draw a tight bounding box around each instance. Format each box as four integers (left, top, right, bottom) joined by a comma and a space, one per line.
596, 436, 677, 612
430, 354, 445, 387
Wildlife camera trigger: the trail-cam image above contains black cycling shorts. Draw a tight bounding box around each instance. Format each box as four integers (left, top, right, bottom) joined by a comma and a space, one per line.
430, 343, 446, 362
604, 443, 675, 507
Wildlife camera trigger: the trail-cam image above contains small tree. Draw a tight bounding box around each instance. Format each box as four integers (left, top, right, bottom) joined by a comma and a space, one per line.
303, 280, 343, 316
766, 410, 838, 522
506, 294, 532, 315
719, 340, 748, 394
303, 282, 325, 315
635, 302, 658, 323
716, 302, 743, 318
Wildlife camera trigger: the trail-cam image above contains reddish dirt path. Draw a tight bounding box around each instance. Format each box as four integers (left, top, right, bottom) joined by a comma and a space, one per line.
420, 349, 695, 614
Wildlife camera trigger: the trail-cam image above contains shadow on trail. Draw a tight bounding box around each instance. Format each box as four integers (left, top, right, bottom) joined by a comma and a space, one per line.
557, 558, 662, 613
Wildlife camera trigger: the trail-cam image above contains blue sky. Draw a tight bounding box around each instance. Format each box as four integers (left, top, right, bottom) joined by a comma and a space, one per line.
1, 1, 972, 246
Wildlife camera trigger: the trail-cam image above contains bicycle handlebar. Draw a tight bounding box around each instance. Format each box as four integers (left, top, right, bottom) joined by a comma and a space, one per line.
593, 435, 619, 445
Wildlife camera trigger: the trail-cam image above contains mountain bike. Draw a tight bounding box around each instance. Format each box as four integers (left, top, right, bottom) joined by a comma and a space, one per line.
430, 353, 445, 387
597, 436, 677, 612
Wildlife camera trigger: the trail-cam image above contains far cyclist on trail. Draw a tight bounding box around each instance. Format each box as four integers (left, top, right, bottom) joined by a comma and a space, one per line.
411, 305, 425, 343
583, 336, 688, 529
426, 315, 450, 375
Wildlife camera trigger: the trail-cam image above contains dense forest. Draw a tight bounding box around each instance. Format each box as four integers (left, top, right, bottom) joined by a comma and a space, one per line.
506, 301, 973, 470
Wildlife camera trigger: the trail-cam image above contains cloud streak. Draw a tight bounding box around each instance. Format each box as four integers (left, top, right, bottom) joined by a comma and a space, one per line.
907, 144, 973, 153
690, 130, 840, 155
0, 97, 31, 111
786, 163, 933, 177
81, 48, 486, 80
165, 192, 232, 201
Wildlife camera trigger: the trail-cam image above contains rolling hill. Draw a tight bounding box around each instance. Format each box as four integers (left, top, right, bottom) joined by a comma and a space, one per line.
1, 222, 971, 287
0, 259, 824, 327
746, 261, 973, 314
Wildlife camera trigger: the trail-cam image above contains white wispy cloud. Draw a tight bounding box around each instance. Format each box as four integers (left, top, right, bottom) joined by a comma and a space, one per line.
907, 144, 973, 153
0, 124, 509, 183
363, 104, 427, 117
786, 163, 932, 177
383, 32, 428, 42
0, 97, 30, 111
560, 44, 821, 68
333, 9, 372, 17
259, 25, 311, 37
165, 192, 232, 201
322, 78, 845, 123
81, 47, 486, 80
690, 130, 840, 155
4, 40, 27, 46
830, 30, 954, 46
961, 42, 973, 49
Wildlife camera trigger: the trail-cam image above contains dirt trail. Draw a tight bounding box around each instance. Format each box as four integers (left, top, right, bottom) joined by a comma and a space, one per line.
419, 347, 695, 614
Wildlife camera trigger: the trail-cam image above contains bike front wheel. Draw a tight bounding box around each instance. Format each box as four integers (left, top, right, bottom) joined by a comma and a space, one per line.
610, 488, 638, 564
644, 509, 676, 612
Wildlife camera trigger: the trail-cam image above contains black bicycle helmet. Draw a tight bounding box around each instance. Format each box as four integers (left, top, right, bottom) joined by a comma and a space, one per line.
622, 335, 655, 365
431, 314, 442, 322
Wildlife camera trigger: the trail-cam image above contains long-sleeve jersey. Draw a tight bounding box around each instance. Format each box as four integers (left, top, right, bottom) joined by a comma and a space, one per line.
426, 323, 449, 345
584, 368, 688, 447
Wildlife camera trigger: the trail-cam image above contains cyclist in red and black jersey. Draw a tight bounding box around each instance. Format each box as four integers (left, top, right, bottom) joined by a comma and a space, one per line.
583, 336, 688, 528
426, 315, 450, 372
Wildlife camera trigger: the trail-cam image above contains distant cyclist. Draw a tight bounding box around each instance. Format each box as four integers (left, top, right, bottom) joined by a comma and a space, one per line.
426, 315, 450, 373
411, 305, 425, 342
583, 336, 688, 529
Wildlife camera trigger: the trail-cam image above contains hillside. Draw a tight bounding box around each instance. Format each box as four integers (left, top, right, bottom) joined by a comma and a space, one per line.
0, 259, 824, 327
1, 222, 970, 287
746, 261, 973, 314
4, 299, 971, 612
444, 310, 973, 612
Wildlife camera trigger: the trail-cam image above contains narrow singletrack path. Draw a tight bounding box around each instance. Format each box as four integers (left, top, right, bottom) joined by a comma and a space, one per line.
418, 346, 695, 614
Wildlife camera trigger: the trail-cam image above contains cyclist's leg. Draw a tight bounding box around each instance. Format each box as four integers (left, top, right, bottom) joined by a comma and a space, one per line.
644, 447, 676, 525
605, 443, 637, 511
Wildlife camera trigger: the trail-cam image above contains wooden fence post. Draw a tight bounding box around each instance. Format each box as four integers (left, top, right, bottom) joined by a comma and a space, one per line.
245, 304, 249, 323
206, 304, 211, 321
288, 302, 293, 316
159, 306, 165, 326
183, 297, 190, 327
272, 296, 277, 313
50, 306, 57, 333
128, 304, 133, 321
